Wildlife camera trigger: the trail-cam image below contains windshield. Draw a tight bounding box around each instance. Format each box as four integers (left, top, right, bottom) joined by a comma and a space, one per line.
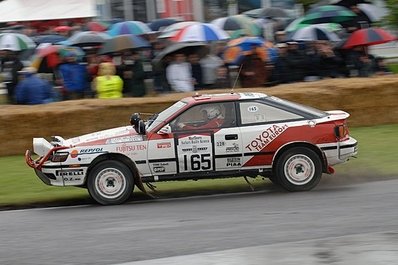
267, 96, 328, 118
146, 101, 187, 132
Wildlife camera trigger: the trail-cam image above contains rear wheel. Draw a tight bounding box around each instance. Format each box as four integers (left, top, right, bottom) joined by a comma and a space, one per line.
87, 160, 134, 205
275, 147, 322, 191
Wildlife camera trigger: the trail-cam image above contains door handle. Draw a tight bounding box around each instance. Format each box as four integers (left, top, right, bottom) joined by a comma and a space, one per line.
225, 134, 238, 140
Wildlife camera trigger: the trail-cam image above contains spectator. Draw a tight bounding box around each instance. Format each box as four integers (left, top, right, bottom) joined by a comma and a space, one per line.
0, 50, 24, 104
200, 45, 224, 89
188, 53, 203, 90
151, 41, 171, 93
15, 67, 54, 105
166, 53, 194, 92
214, 65, 232, 89
93, 62, 123, 99
57, 51, 89, 100
317, 41, 343, 78
271, 43, 290, 84
239, 45, 267, 88
117, 50, 147, 97
286, 42, 306, 83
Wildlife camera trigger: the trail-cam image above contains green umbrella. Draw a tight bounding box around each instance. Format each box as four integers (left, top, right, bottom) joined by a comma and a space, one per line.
285, 17, 343, 33
301, 5, 356, 24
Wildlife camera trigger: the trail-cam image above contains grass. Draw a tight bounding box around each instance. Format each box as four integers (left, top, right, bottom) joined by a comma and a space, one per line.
388, 63, 398, 74
0, 124, 397, 208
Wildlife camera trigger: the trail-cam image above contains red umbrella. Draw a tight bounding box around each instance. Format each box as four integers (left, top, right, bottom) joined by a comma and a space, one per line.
86, 21, 110, 32
343, 27, 397, 49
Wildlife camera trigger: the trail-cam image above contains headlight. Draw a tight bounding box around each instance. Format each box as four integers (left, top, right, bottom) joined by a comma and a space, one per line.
50, 152, 69, 162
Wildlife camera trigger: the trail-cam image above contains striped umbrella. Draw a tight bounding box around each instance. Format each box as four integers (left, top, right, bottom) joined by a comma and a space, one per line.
99, 34, 151, 54
289, 25, 341, 42
342, 27, 397, 49
0, 33, 36, 51
148, 18, 182, 32
171, 23, 229, 42
158, 21, 200, 39
302, 5, 356, 24
108, 21, 151, 36
223, 37, 270, 65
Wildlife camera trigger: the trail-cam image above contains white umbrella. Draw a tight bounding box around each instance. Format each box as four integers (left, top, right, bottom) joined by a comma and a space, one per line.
0, 33, 36, 51
158, 21, 200, 39
358, 3, 388, 22
290, 25, 341, 42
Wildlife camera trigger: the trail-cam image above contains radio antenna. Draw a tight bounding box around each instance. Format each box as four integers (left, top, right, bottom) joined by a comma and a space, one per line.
231, 64, 243, 93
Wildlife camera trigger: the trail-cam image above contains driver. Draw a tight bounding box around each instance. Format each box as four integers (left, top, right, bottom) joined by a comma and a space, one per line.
178, 105, 224, 130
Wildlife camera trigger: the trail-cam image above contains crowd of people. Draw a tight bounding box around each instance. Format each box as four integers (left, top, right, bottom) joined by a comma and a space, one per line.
0, 23, 394, 105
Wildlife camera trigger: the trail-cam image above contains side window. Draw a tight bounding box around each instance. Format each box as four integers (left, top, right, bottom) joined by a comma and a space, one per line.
172, 102, 236, 131
239, 101, 303, 125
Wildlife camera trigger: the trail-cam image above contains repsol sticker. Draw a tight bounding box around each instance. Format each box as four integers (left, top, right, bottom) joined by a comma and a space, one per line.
70, 148, 104, 158
246, 124, 288, 152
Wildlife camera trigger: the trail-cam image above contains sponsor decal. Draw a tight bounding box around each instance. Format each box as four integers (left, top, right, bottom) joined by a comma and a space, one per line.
182, 146, 208, 153
56, 169, 84, 176
226, 143, 239, 153
116, 144, 146, 153
70, 150, 79, 158
248, 105, 259, 113
246, 124, 288, 152
70, 148, 103, 158
157, 142, 172, 149
153, 166, 166, 173
180, 135, 210, 145
226, 157, 241, 167
106, 135, 143, 144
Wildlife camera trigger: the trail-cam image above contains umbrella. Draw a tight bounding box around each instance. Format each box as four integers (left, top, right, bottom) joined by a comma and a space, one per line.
67, 31, 110, 46
108, 21, 151, 36
224, 15, 263, 39
285, 17, 343, 33
157, 21, 200, 39
223, 37, 270, 65
32, 34, 67, 45
302, 5, 356, 24
243, 7, 290, 19
31, 45, 85, 73
148, 18, 182, 32
153, 42, 207, 67
289, 25, 341, 42
171, 23, 229, 42
357, 3, 388, 22
0, 33, 36, 51
86, 21, 110, 32
99, 34, 150, 54
342, 27, 397, 49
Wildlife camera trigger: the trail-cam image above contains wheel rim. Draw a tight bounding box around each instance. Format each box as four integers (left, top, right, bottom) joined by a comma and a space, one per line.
284, 154, 315, 185
95, 168, 127, 199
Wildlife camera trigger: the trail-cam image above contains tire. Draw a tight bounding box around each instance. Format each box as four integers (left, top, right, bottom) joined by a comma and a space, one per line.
87, 160, 134, 205
275, 147, 322, 191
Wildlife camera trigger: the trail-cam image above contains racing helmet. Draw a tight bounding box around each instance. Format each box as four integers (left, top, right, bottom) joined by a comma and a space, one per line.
201, 105, 221, 120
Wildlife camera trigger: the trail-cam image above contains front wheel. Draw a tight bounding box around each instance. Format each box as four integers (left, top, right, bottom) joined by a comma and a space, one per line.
275, 147, 322, 191
87, 160, 134, 205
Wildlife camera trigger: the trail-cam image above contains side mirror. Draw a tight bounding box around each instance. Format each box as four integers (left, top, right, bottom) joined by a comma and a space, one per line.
137, 120, 146, 135
158, 125, 171, 135
130, 113, 141, 128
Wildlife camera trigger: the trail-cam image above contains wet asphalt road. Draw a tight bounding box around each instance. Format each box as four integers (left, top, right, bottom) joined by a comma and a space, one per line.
0, 177, 398, 265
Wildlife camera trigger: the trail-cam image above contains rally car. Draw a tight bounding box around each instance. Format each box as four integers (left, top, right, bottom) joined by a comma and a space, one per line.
26, 92, 358, 205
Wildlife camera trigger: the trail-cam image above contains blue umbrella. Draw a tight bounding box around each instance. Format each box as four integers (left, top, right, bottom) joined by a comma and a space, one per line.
148, 18, 182, 32
33, 34, 67, 45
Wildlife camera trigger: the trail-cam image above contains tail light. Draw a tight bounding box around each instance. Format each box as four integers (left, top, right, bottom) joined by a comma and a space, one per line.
334, 123, 349, 141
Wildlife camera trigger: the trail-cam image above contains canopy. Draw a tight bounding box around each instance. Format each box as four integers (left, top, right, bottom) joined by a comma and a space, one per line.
0, 0, 97, 23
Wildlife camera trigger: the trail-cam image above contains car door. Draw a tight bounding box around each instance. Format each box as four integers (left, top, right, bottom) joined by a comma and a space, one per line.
172, 101, 241, 175
238, 100, 304, 170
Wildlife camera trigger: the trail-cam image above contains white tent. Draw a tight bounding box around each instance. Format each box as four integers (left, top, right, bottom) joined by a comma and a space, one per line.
0, 0, 97, 23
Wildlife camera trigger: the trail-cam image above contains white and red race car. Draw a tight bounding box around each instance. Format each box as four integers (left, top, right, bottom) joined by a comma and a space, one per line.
26, 92, 358, 205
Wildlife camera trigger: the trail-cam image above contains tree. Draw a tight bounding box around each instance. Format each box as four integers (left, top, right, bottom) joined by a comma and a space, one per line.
384, 0, 398, 30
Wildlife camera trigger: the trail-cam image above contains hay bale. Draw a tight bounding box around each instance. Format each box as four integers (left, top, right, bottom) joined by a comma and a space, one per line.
1, 75, 398, 156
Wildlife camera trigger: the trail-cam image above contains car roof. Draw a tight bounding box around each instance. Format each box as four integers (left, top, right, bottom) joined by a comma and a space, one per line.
181, 92, 268, 105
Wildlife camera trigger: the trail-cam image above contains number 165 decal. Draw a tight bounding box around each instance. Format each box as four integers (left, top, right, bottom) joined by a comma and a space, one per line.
183, 154, 212, 171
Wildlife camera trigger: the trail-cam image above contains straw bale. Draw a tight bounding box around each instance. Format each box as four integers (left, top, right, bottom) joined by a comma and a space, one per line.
1, 75, 397, 156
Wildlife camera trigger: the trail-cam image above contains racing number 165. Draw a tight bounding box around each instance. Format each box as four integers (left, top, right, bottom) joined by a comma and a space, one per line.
183, 154, 211, 171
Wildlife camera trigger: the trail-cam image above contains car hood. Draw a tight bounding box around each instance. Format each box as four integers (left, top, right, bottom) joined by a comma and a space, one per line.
64, 126, 144, 147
